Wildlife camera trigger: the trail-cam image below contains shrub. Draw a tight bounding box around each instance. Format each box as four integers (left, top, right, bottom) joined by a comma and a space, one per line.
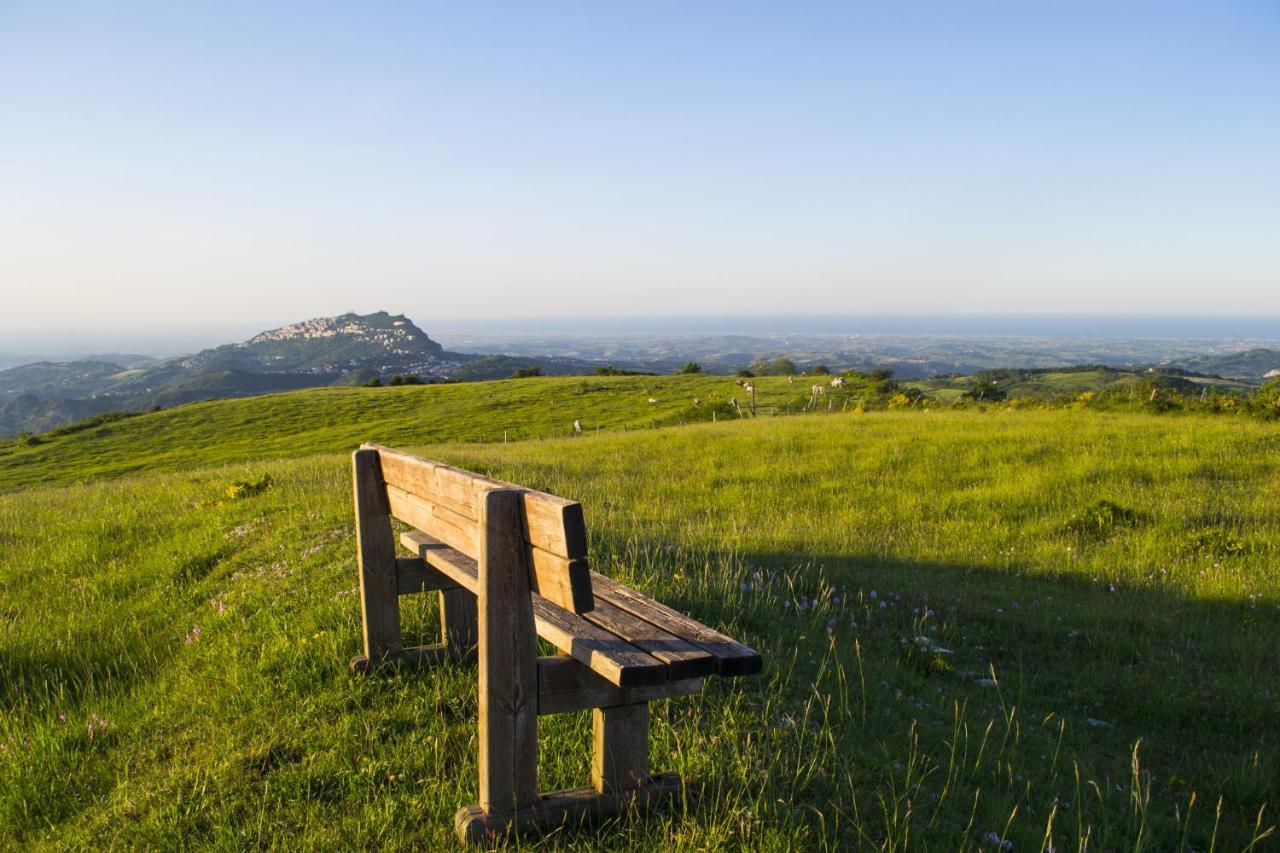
811, 365, 830, 375
226, 474, 272, 500
887, 393, 914, 409
511, 366, 543, 379
594, 365, 651, 376
676, 362, 703, 375
868, 368, 894, 382
749, 358, 798, 376
363, 377, 382, 387
1062, 500, 1148, 539
735, 369, 754, 378
1251, 379, 1280, 419
961, 381, 1007, 402
1182, 527, 1249, 558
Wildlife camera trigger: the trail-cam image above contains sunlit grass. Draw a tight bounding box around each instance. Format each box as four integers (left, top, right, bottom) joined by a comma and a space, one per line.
1, 408, 1277, 849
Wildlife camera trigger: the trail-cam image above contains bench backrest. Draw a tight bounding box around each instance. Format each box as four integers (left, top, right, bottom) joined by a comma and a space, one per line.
363, 443, 594, 613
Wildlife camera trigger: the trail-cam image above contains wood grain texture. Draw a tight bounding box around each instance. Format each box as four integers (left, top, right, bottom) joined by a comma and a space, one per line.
441, 587, 477, 654
385, 484, 479, 556
592, 703, 650, 794
536, 656, 702, 715
477, 489, 539, 814
353, 449, 401, 661
590, 571, 763, 676
401, 531, 666, 687
454, 772, 683, 845
369, 443, 589, 559
394, 556, 459, 595
583, 599, 716, 680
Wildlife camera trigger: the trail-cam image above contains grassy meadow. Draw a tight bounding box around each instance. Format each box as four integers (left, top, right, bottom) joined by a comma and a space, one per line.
0, 374, 853, 492
1, 380, 1278, 849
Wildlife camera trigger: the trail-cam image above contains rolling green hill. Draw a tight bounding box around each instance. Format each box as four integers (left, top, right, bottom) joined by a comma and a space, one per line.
1173, 347, 1280, 380
908, 364, 1257, 402
0, 374, 893, 492
1, 379, 1277, 849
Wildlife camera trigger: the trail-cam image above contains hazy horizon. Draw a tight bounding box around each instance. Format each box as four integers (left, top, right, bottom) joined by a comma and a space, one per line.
3, 3, 1278, 329
3, 312, 1279, 366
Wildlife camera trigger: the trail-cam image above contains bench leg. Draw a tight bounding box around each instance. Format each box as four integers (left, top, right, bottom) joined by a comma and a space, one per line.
440, 587, 478, 660
592, 703, 650, 794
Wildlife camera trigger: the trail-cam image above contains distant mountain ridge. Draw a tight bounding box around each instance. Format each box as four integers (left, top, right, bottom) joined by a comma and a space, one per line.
0, 312, 600, 436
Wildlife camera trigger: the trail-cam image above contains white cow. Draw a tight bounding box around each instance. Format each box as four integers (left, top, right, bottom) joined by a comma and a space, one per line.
830, 376, 845, 388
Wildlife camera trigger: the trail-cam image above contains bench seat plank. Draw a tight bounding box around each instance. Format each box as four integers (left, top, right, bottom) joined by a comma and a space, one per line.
582, 599, 717, 680
401, 531, 666, 687
590, 572, 763, 677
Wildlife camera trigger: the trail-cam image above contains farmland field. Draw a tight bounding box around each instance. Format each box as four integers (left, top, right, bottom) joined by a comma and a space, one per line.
1, 382, 1277, 849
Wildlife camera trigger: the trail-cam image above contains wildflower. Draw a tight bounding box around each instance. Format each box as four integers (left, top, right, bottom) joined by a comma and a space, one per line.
86, 713, 112, 739
879, 601, 886, 609
184, 625, 201, 644
869, 590, 877, 599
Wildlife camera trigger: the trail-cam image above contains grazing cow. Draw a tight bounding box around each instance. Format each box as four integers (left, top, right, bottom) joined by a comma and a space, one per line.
830, 376, 845, 388
573, 419, 583, 433
648, 398, 659, 404
693, 397, 701, 407
743, 383, 756, 395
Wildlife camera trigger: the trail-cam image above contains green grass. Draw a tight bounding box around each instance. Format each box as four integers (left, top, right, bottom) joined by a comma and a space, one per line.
1, 398, 1278, 848
0, 375, 864, 492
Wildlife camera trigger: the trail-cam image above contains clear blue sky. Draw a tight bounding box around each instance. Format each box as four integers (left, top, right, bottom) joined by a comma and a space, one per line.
1, 1, 1277, 331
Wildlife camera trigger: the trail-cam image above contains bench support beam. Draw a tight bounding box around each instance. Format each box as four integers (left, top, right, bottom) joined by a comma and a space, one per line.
455, 772, 683, 845
593, 703, 650, 794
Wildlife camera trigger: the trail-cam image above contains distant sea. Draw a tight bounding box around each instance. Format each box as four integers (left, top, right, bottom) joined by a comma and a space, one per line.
426, 314, 1280, 339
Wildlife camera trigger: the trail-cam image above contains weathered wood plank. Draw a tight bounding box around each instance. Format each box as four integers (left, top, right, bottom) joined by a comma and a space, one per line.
478, 489, 539, 814
401, 531, 666, 687
591, 571, 763, 676
353, 449, 401, 661
455, 772, 683, 845
536, 656, 702, 715
522, 497, 588, 559
592, 703, 650, 794
385, 484, 480, 557
441, 587, 478, 654
528, 548, 593, 614
395, 556, 459, 595
368, 443, 589, 559
583, 599, 716, 680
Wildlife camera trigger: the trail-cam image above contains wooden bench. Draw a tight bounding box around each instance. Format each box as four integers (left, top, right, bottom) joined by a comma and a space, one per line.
348, 444, 762, 844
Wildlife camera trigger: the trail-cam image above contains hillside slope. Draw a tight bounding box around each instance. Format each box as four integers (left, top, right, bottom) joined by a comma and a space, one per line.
0, 374, 868, 491
1, 410, 1277, 848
